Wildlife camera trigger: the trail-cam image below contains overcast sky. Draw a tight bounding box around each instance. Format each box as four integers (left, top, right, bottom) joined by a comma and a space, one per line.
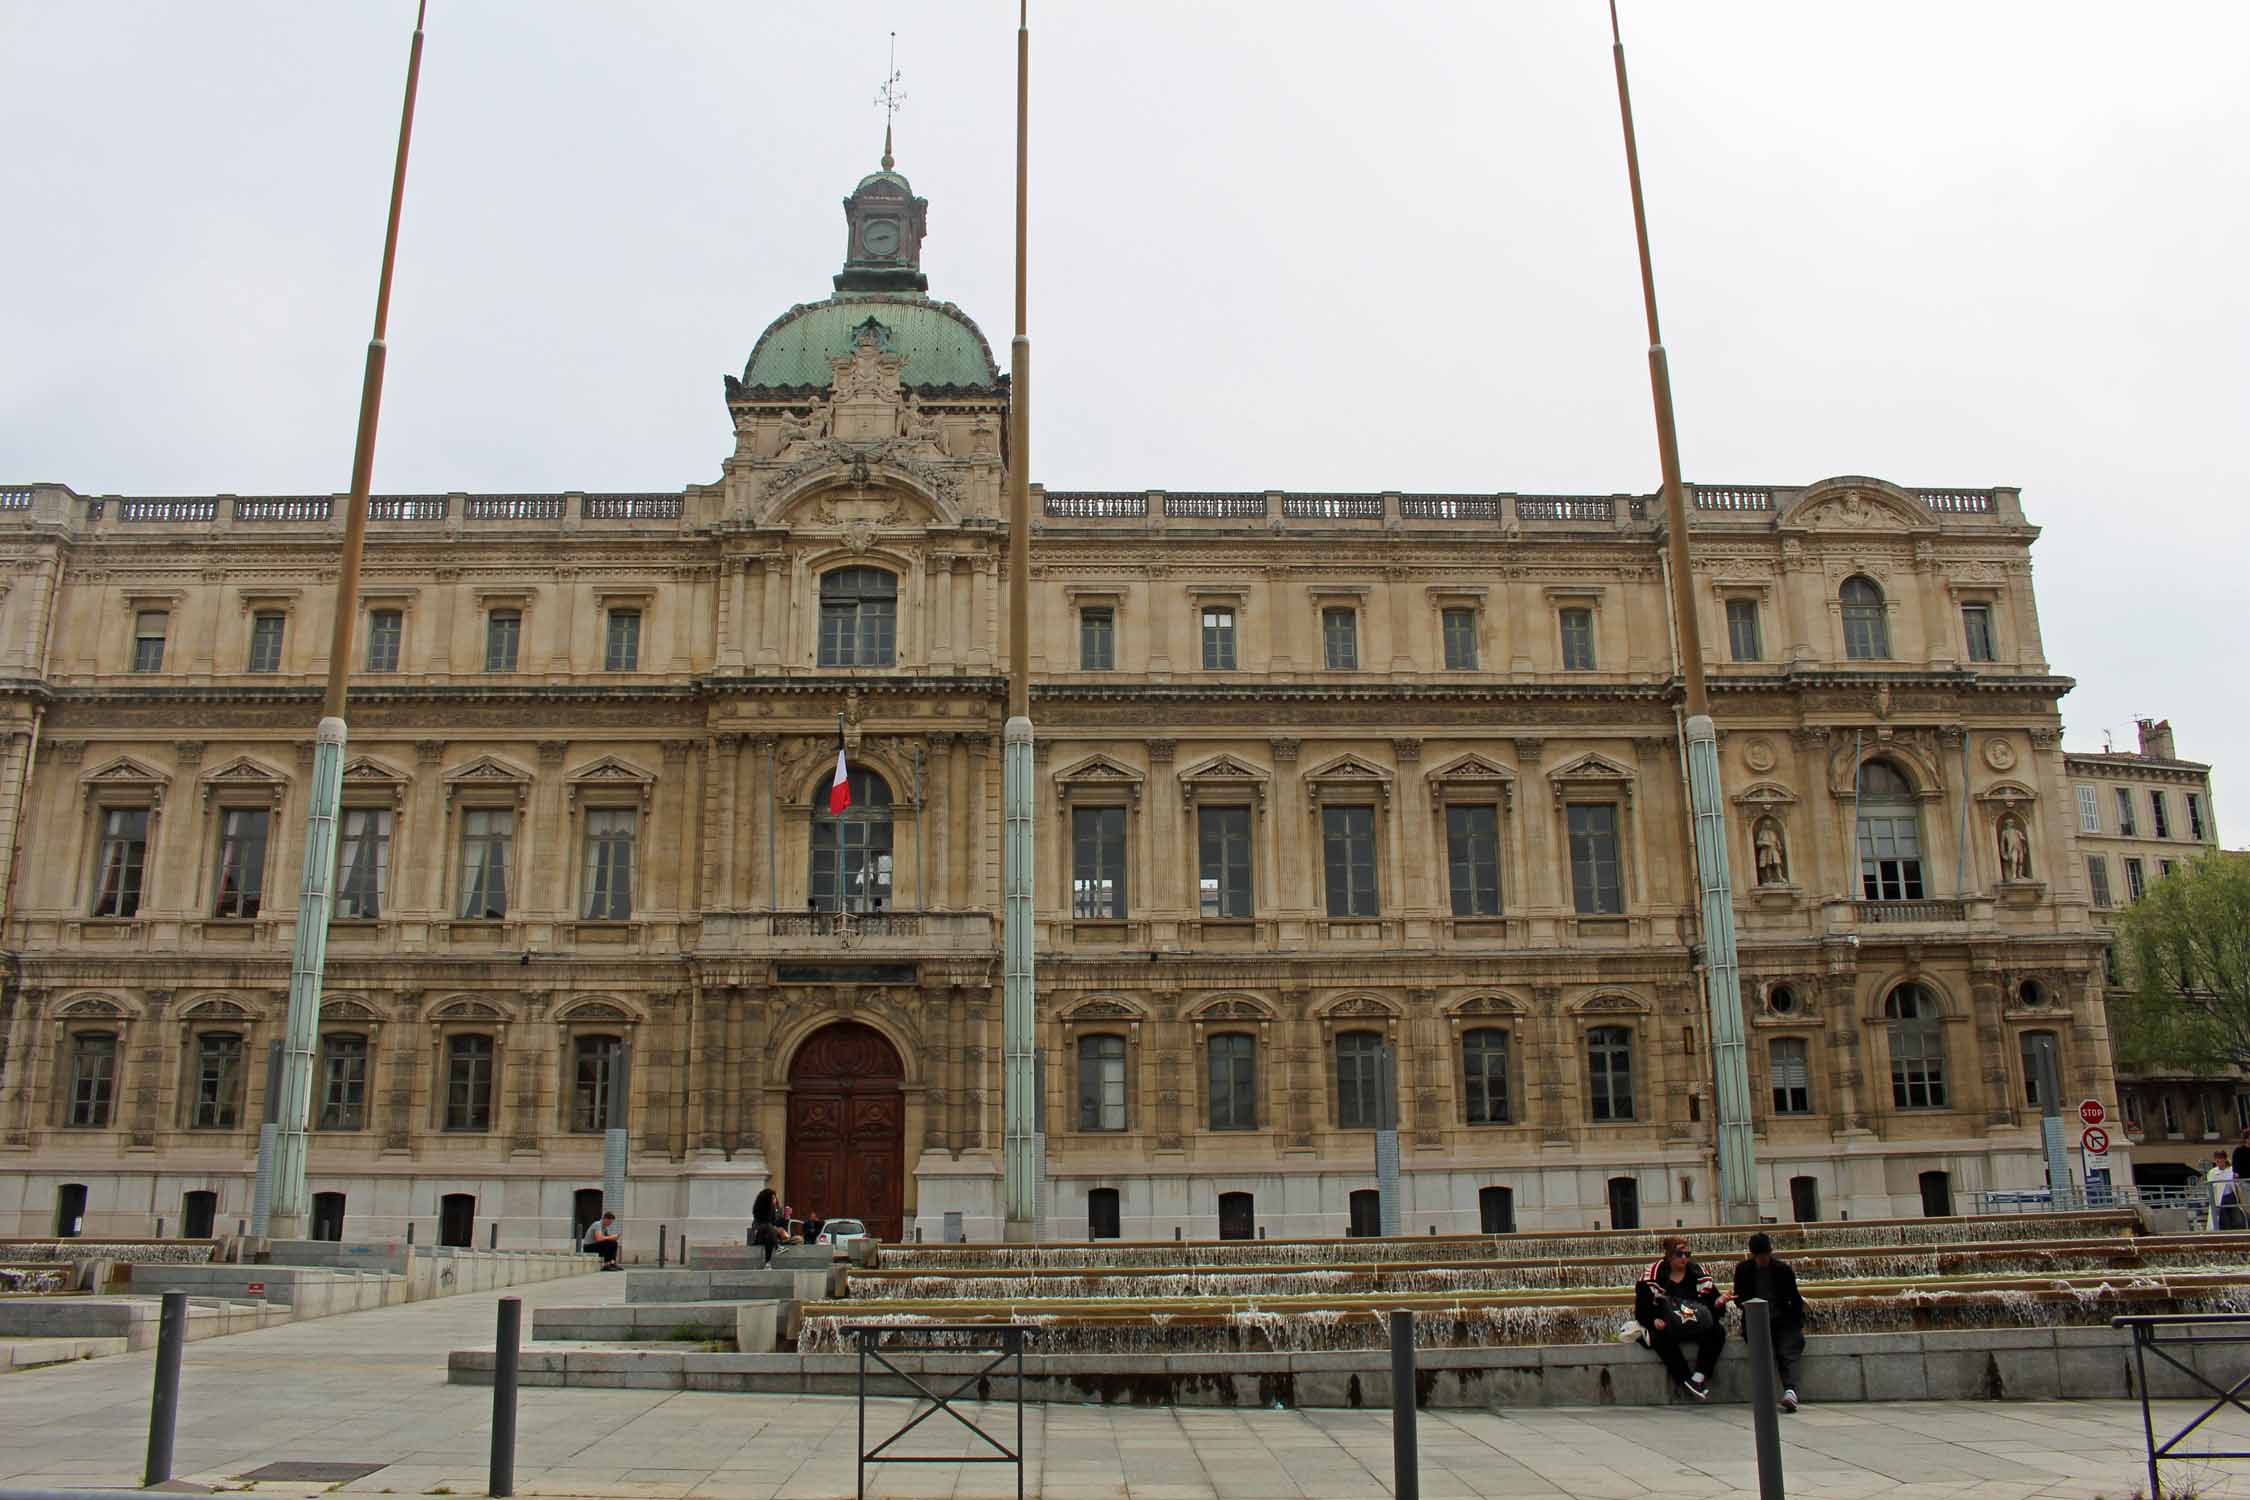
4, 4, 2245, 842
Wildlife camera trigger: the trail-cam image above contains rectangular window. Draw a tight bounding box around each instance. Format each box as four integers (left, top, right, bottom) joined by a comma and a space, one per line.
458, 809, 513, 919
91, 808, 149, 918
2236, 1092, 2250, 1134
2151, 790, 2170, 839
2076, 784, 2101, 834
1334, 1032, 1388, 1129
2116, 789, 2137, 837
2201, 1092, 2221, 1138
132, 612, 168, 673
1559, 607, 1596, 670
317, 1034, 368, 1130
1322, 607, 1359, 670
1441, 607, 1478, 670
1446, 804, 1502, 917
334, 808, 393, 920
211, 808, 270, 919
2125, 857, 2145, 902
581, 809, 637, 919
485, 610, 521, 672
573, 1036, 619, 1132
246, 611, 285, 673
1725, 598, 1762, 662
1769, 1037, 1812, 1115
191, 1032, 244, 1129
1587, 1026, 1634, 1122
2161, 859, 2178, 880
2160, 1094, 2180, 1137
817, 568, 899, 667
1207, 1033, 1257, 1131
2188, 792, 2207, 841
604, 609, 641, 672
2086, 855, 2112, 909
1858, 812, 1927, 901
445, 1034, 494, 1131
1962, 604, 1996, 662
1079, 608, 1115, 671
1077, 1034, 1126, 1132
68, 1034, 118, 1128
1201, 607, 1237, 670
1071, 806, 1128, 919
365, 609, 403, 672
1461, 1029, 1510, 1125
1197, 806, 1253, 918
1566, 803, 1623, 915
1321, 805, 1379, 917
2020, 1032, 2057, 1109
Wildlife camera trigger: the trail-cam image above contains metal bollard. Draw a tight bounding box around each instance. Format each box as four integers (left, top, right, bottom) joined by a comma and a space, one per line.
747, 1226, 755, 1247
658, 1224, 667, 1267
143, 1290, 188, 1486
490, 1221, 499, 1250
1389, 1310, 1419, 1500
406, 1220, 415, 1244
155, 1217, 165, 1239
1743, 1299, 1785, 1500
491, 1297, 522, 1497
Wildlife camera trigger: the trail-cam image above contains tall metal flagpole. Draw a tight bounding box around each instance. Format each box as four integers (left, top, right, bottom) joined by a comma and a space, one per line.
267, 1, 430, 1241
1607, 2, 1758, 1225
1001, 0, 1042, 1241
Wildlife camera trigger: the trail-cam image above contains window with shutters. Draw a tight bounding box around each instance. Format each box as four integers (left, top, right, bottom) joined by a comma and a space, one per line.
2125, 858, 2146, 902
212, 808, 270, 919
1077, 1034, 1126, 1132
2116, 788, 2137, 836
132, 611, 168, 672
1207, 1033, 1257, 1131
1558, 607, 1596, 670
2188, 792, 2207, 841
817, 567, 897, 667
1885, 983, 1948, 1109
2077, 784, 2101, 834
604, 609, 641, 671
1566, 803, 1622, 914
2151, 790, 2171, 839
1321, 805, 1379, 917
1071, 806, 1128, 919
1322, 608, 1359, 670
1441, 607, 1478, 670
247, 611, 286, 673
1079, 607, 1114, 670
317, 1034, 368, 1130
2086, 855, 2112, 909
1769, 1037, 1812, 1115
90, 807, 150, 917
1840, 576, 1889, 659
1587, 1026, 1634, 1122
1201, 607, 1237, 670
1461, 1028, 1511, 1125
1446, 804, 1502, 916
366, 609, 402, 672
1725, 598, 1762, 662
1334, 1030, 1388, 1129
581, 809, 636, 919
1197, 806, 1253, 918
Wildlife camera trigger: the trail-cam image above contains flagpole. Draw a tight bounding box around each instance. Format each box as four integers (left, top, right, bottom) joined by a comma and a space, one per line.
1001, 0, 1041, 1241
264, 0, 430, 1241
1607, 1, 1757, 1224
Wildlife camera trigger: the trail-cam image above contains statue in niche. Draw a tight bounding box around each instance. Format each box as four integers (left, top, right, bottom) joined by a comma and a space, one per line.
1753, 817, 1789, 886
1998, 816, 2032, 882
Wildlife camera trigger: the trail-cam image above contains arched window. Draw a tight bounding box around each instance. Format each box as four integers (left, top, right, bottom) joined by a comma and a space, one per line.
1840, 575, 1889, 659
1334, 1030, 1389, 1129
1478, 1185, 1515, 1234
1461, 1027, 1511, 1125
1885, 983, 1948, 1109
1857, 761, 1926, 900
811, 768, 894, 912
818, 567, 898, 667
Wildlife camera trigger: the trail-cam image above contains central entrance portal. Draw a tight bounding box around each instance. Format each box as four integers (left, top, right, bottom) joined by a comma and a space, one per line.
785, 1021, 905, 1243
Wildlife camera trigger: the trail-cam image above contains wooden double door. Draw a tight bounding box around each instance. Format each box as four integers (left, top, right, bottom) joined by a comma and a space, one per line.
784, 1021, 905, 1242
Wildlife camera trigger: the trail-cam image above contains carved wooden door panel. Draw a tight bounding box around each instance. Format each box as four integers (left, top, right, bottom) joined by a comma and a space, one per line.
786, 1022, 905, 1242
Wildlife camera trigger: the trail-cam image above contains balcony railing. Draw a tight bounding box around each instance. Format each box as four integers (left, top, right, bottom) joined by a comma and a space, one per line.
1855, 899, 1967, 924
1164, 492, 1268, 519
1517, 495, 1614, 523
1914, 489, 1995, 514
1399, 495, 1503, 521
369, 495, 451, 521
234, 496, 333, 522
1280, 493, 1383, 520
464, 494, 566, 522
582, 493, 682, 520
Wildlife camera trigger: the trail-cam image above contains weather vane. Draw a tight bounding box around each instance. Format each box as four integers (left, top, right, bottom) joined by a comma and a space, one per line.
875, 31, 905, 171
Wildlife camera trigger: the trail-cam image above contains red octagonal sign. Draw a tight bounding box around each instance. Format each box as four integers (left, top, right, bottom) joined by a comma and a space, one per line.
2079, 1099, 2106, 1127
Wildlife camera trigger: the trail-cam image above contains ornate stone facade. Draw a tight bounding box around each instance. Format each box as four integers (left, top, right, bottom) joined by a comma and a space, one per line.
0, 160, 2117, 1243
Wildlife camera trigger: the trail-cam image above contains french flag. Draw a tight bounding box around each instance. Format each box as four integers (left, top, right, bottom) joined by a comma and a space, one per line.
829, 723, 851, 815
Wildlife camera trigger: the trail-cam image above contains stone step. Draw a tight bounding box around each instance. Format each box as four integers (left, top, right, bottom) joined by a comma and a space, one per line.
531, 1300, 785, 1350
684, 1244, 833, 1271
1, 1335, 131, 1369
623, 1267, 837, 1303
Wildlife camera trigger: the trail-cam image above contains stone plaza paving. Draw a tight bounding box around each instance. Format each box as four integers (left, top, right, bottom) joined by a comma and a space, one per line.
0, 1273, 2241, 1500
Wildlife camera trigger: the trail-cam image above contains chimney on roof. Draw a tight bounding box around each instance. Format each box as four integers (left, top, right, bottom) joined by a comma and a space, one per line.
2136, 718, 2176, 760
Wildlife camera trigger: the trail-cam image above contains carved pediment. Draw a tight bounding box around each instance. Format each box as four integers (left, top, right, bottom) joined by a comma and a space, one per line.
1178, 753, 1271, 810
1064, 997, 1143, 1023
341, 755, 410, 786
443, 754, 533, 801
1427, 752, 1516, 787
1448, 993, 1525, 1019
58, 995, 126, 1019
567, 755, 656, 809
1573, 993, 1646, 1015
321, 997, 380, 1022
1321, 995, 1399, 1021
1730, 780, 1800, 809
1973, 779, 2039, 806
1304, 752, 1394, 809
1546, 751, 1637, 806
1190, 996, 1272, 1023
762, 440, 962, 530
1056, 753, 1145, 806
81, 755, 171, 797
179, 995, 253, 1020
561, 1002, 629, 1023
1783, 478, 1936, 535
432, 998, 504, 1021
202, 756, 286, 785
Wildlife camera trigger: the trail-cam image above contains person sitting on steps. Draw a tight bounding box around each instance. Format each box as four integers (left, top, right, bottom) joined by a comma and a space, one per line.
582, 1211, 622, 1270
1635, 1235, 1731, 1401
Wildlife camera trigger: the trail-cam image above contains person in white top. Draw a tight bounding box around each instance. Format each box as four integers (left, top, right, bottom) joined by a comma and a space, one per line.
2205, 1153, 2237, 1232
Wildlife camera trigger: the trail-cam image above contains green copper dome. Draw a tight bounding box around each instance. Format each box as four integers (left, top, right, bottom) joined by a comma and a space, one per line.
740, 295, 1000, 393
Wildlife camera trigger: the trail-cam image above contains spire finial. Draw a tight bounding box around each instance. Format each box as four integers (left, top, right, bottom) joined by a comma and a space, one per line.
875, 31, 904, 171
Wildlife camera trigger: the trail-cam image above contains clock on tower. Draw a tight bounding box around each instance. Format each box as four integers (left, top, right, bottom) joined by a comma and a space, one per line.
837, 151, 929, 293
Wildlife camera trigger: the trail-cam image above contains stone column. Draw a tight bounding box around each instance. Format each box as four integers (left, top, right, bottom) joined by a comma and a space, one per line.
413, 742, 446, 916
724, 986, 747, 1151
1406, 987, 1441, 1147
1281, 988, 1314, 1148
383, 992, 418, 1152
1153, 989, 1183, 1150
1971, 968, 2010, 1127
533, 742, 568, 917
1513, 738, 1555, 915
715, 735, 742, 911
1393, 739, 1425, 916
720, 557, 749, 671
0, 987, 39, 1144
759, 554, 788, 669
922, 985, 950, 1155
1146, 739, 1178, 919
739, 986, 767, 1154
1532, 985, 1571, 1145
130, 991, 168, 1148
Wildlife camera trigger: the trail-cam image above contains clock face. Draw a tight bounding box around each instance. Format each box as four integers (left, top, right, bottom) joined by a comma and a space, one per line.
860, 219, 901, 258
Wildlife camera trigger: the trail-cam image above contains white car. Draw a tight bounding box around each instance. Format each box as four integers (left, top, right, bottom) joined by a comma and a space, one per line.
816, 1218, 868, 1256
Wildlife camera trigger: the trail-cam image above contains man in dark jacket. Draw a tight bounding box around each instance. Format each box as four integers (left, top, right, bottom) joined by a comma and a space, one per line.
1733, 1232, 1807, 1412
2232, 1128, 2250, 1187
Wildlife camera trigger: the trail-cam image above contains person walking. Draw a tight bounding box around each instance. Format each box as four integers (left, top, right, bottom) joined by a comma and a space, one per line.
752, 1186, 782, 1267
1732, 1232, 1807, 1412
2206, 1152, 2239, 1233
1634, 1235, 1729, 1401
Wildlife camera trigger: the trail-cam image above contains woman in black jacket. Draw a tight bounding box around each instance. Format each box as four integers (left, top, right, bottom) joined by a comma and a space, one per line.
1635, 1235, 1730, 1400
751, 1187, 781, 1267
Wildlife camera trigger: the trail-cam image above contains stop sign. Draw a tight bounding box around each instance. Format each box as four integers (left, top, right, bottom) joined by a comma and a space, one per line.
2079, 1099, 2106, 1127
2082, 1126, 2110, 1156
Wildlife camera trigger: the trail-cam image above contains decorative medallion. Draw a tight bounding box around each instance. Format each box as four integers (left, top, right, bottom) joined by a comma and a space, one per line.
1742, 737, 1777, 773
1982, 737, 2017, 772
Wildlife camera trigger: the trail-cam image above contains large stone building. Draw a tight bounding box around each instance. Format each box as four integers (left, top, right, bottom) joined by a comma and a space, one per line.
2064, 718, 2239, 1189
0, 155, 2121, 1246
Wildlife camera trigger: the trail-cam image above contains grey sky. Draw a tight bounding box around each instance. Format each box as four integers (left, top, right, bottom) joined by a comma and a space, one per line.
4, 3, 2245, 841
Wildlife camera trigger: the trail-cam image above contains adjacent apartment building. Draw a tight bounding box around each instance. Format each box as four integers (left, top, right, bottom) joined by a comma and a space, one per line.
0, 154, 2120, 1246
